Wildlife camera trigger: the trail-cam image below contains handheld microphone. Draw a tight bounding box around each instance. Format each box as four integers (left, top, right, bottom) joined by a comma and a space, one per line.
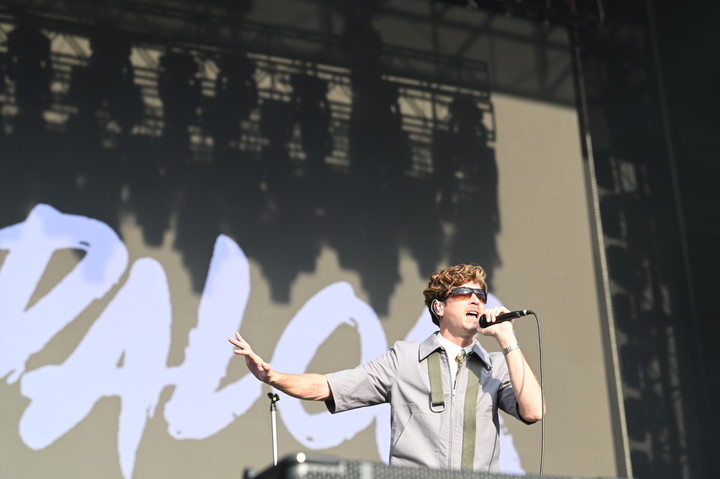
479, 309, 534, 328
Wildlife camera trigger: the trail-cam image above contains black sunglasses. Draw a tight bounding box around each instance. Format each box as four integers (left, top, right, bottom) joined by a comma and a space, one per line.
443, 287, 487, 302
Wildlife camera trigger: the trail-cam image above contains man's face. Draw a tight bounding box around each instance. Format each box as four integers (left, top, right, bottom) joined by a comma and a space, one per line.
439, 281, 487, 339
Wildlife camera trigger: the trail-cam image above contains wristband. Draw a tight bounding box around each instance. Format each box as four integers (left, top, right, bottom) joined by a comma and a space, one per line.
502, 344, 520, 356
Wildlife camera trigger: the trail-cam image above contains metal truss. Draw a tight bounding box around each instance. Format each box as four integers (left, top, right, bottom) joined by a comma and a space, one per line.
0, 0, 507, 176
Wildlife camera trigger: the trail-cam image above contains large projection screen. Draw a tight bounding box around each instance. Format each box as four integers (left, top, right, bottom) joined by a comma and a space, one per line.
0, 2, 620, 479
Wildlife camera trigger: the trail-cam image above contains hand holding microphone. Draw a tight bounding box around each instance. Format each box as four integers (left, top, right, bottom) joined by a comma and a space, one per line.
479, 309, 534, 328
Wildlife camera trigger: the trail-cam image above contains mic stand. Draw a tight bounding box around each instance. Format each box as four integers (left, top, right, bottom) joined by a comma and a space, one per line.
267, 392, 280, 466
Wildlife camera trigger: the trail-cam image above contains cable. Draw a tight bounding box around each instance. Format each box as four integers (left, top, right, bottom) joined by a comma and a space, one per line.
531, 311, 545, 477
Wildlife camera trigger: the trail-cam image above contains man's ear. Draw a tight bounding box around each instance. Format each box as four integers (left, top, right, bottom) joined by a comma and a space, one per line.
432, 300, 443, 317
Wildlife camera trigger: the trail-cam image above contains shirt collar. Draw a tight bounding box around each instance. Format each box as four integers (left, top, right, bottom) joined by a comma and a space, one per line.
418, 332, 492, 371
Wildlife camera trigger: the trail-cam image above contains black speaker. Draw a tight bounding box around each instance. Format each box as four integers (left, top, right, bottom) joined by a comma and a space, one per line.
243, 452, 621, 479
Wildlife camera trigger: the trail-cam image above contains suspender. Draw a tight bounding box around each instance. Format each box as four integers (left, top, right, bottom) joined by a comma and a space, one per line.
463, 358, 484, 470
428, 350, 446, 412
427, 349, 483, 470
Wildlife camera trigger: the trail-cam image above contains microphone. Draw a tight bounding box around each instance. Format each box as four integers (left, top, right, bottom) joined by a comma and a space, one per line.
479, 309, 534, 328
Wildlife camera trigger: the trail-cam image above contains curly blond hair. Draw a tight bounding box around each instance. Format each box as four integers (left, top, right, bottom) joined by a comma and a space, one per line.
423, 264, 487, 325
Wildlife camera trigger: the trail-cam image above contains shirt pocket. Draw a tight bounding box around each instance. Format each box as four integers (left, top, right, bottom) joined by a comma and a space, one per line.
391, 402, 432, 462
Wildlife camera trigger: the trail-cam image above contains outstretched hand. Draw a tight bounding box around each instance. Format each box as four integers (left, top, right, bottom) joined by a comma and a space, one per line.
228, 332, 273, 384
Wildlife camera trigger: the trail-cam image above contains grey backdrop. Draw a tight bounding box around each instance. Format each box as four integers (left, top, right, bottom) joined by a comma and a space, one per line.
0, 2, 622, 478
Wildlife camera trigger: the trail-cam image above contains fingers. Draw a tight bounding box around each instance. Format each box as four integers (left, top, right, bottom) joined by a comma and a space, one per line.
480, 306, 508, 324
230, 331, 245, 346
227, 332, 240, 345
228, 332, 253, 356
478, 307, 514, 337
228, 332, 273, 383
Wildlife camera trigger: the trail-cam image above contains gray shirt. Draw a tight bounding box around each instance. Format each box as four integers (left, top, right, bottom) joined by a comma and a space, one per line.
325, 332, 533, 473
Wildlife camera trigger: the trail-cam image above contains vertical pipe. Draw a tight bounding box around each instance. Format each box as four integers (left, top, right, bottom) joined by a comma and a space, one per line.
569, 27, 634, 479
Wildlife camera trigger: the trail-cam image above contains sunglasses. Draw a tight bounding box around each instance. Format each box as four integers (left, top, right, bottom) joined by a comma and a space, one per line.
443, 287, 487, 302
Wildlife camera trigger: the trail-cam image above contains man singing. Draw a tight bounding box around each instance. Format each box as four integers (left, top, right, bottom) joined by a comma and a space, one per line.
229, 263, 544, 473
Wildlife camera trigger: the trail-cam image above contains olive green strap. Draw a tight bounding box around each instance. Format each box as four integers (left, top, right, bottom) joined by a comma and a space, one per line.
427, 350, 445, 412
462, 355, 484, 470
